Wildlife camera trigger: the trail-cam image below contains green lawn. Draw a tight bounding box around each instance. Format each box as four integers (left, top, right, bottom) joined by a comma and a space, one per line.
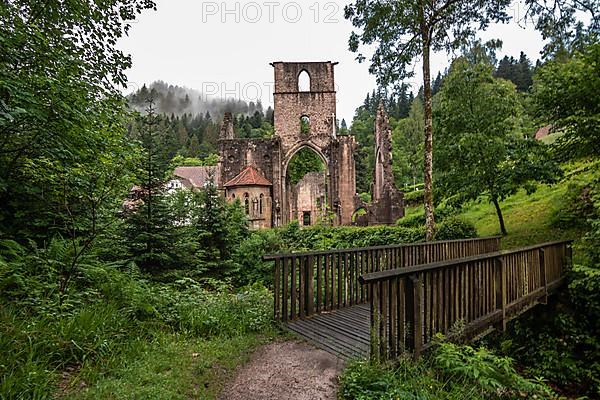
407, 159, 597, 249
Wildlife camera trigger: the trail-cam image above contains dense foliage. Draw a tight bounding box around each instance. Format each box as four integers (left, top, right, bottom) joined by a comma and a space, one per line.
0, 238, 273, 398
434, 54, 560, 235
532, 42, 600, 160
339, 338, 553, 399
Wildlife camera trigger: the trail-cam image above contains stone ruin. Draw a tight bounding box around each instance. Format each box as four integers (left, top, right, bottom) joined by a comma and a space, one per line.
177, 61, 404, 228
354, 103, 405, 226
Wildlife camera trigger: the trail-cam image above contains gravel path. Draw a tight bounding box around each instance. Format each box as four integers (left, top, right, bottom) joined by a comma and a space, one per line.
219, 340, 344, 400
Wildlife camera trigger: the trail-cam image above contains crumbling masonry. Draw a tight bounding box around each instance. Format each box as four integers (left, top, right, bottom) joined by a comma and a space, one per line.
212, 61, 404, 228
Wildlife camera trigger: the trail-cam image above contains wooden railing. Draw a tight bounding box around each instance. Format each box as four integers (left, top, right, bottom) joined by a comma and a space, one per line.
264, 237, 501, 322
359, 240, 572, 360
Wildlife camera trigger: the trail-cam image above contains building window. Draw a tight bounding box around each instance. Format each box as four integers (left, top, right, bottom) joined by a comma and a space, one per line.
259, 194, 264, 215
298, 70, 310, 92
300, 115, 310, 135
303, 211, 311, 226
244, 193, 249, 215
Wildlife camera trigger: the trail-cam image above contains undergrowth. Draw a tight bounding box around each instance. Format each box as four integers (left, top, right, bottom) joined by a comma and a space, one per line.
339, 338, 554, 400
0, 240, 275, 399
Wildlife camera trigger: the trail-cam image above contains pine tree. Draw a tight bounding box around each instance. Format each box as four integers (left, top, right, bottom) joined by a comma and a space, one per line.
123, 98, 183, 272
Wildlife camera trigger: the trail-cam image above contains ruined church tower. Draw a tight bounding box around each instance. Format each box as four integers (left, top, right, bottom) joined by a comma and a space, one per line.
271, 62, 356, 226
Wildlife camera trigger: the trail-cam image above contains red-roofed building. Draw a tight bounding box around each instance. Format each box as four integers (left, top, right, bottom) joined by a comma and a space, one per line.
535, 125, 553, 140
224, 166, 273, 229
168, 166, 220, 191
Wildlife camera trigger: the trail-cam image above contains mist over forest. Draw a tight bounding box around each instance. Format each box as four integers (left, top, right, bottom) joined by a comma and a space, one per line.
127, 80, 268, 118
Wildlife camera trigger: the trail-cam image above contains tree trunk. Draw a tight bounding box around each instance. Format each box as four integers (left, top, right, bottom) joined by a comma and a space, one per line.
492, 197, 507, 236
422, 33, 435, 241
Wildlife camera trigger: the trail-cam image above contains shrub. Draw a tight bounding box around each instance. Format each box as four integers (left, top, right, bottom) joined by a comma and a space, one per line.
404, 189, 424, 206
339, 340, 554, 400
396, 206, 457, 228
435, 216, 478, 240
279, 222, 425, 251
233, 229, 285, 287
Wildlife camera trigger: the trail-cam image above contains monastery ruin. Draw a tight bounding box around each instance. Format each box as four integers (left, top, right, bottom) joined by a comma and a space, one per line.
171, 61, 404, 229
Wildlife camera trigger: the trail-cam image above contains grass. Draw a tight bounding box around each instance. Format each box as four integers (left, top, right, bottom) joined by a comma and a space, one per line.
404, 159, 598, 249
64, 331, 278, 400
456, 184, 575, 249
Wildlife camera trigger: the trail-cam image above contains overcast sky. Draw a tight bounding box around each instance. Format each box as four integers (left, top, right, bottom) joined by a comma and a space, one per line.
118, 0, 546, 123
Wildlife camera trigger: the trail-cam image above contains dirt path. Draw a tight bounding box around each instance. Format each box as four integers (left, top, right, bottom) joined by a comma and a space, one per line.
219, 340, 344, 400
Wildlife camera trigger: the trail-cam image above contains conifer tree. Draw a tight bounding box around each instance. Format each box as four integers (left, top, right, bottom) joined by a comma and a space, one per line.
123, 98, 183, 272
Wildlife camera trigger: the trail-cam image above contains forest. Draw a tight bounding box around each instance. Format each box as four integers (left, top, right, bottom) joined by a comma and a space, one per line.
0, 0, 599, 399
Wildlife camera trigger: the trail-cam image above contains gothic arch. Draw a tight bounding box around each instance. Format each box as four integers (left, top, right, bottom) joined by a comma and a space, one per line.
282, 142, 329, 178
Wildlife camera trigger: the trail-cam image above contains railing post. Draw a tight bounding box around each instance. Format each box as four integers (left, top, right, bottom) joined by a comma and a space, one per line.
307, 256, 314, 316
274, 258, 280, 321
405, 273, 422, 358
494, 257, 506, 332
282, 257, 289, 322
369, 282, 380, 361
539, 248, 548, 304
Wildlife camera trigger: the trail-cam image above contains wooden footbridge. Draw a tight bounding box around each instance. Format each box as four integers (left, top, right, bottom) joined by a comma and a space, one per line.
264, 237, 572, 360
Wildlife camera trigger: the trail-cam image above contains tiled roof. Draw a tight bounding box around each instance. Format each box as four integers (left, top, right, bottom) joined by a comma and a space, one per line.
224, 166, 272, 187
173, 166, 219, 188
535, 125, 552, 140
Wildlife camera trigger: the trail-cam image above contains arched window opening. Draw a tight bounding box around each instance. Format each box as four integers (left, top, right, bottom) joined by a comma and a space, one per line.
298, 70, 310, 92
231, 193, 236, 199
286, 147, 326, 185
302, 211, 311, 226
244, 193, 249, 215
259, 194, 264, 215
300, 115, 310, 135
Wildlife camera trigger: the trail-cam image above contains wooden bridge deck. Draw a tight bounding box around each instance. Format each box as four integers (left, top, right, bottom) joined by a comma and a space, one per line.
285, 303, 370, 360
266, 238, 572, 362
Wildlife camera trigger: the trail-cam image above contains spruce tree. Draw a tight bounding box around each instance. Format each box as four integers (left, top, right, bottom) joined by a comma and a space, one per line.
123, 98, 183, 272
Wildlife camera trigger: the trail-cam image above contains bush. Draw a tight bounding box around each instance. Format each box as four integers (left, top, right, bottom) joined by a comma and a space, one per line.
339, 339, 554, 400
233, 229, 284, 287
404, 189, 424, 206
279, 222, 426, 251
435, 216, 478, 240
396, 206, 456, 228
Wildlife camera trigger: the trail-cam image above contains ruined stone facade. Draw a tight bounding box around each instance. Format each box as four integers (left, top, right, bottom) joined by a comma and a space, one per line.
356, 103, 405, 225
208, 62, 402, 228
288, 171, 327, 226
213, 61, 358, 228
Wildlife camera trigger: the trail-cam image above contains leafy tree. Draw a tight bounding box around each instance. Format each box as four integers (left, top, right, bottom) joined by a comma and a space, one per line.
392, 98, 424, 188
0, 0, 155, 243
521, 0, 599, 58
532, 42, 600, 160
345, 0, 512, 240
435, 57, 560, 235
349, 106, 376, 194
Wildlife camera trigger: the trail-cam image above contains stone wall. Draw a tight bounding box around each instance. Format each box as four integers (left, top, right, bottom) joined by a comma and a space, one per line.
214, 61, 360, 229
288, 171, 327, 225
363, 103, 405, 225
225, 185, 272, 229
218, 138, 280, 185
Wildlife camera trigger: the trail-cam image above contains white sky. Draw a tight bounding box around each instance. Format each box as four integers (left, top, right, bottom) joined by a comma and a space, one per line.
118, 0, 546, 123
